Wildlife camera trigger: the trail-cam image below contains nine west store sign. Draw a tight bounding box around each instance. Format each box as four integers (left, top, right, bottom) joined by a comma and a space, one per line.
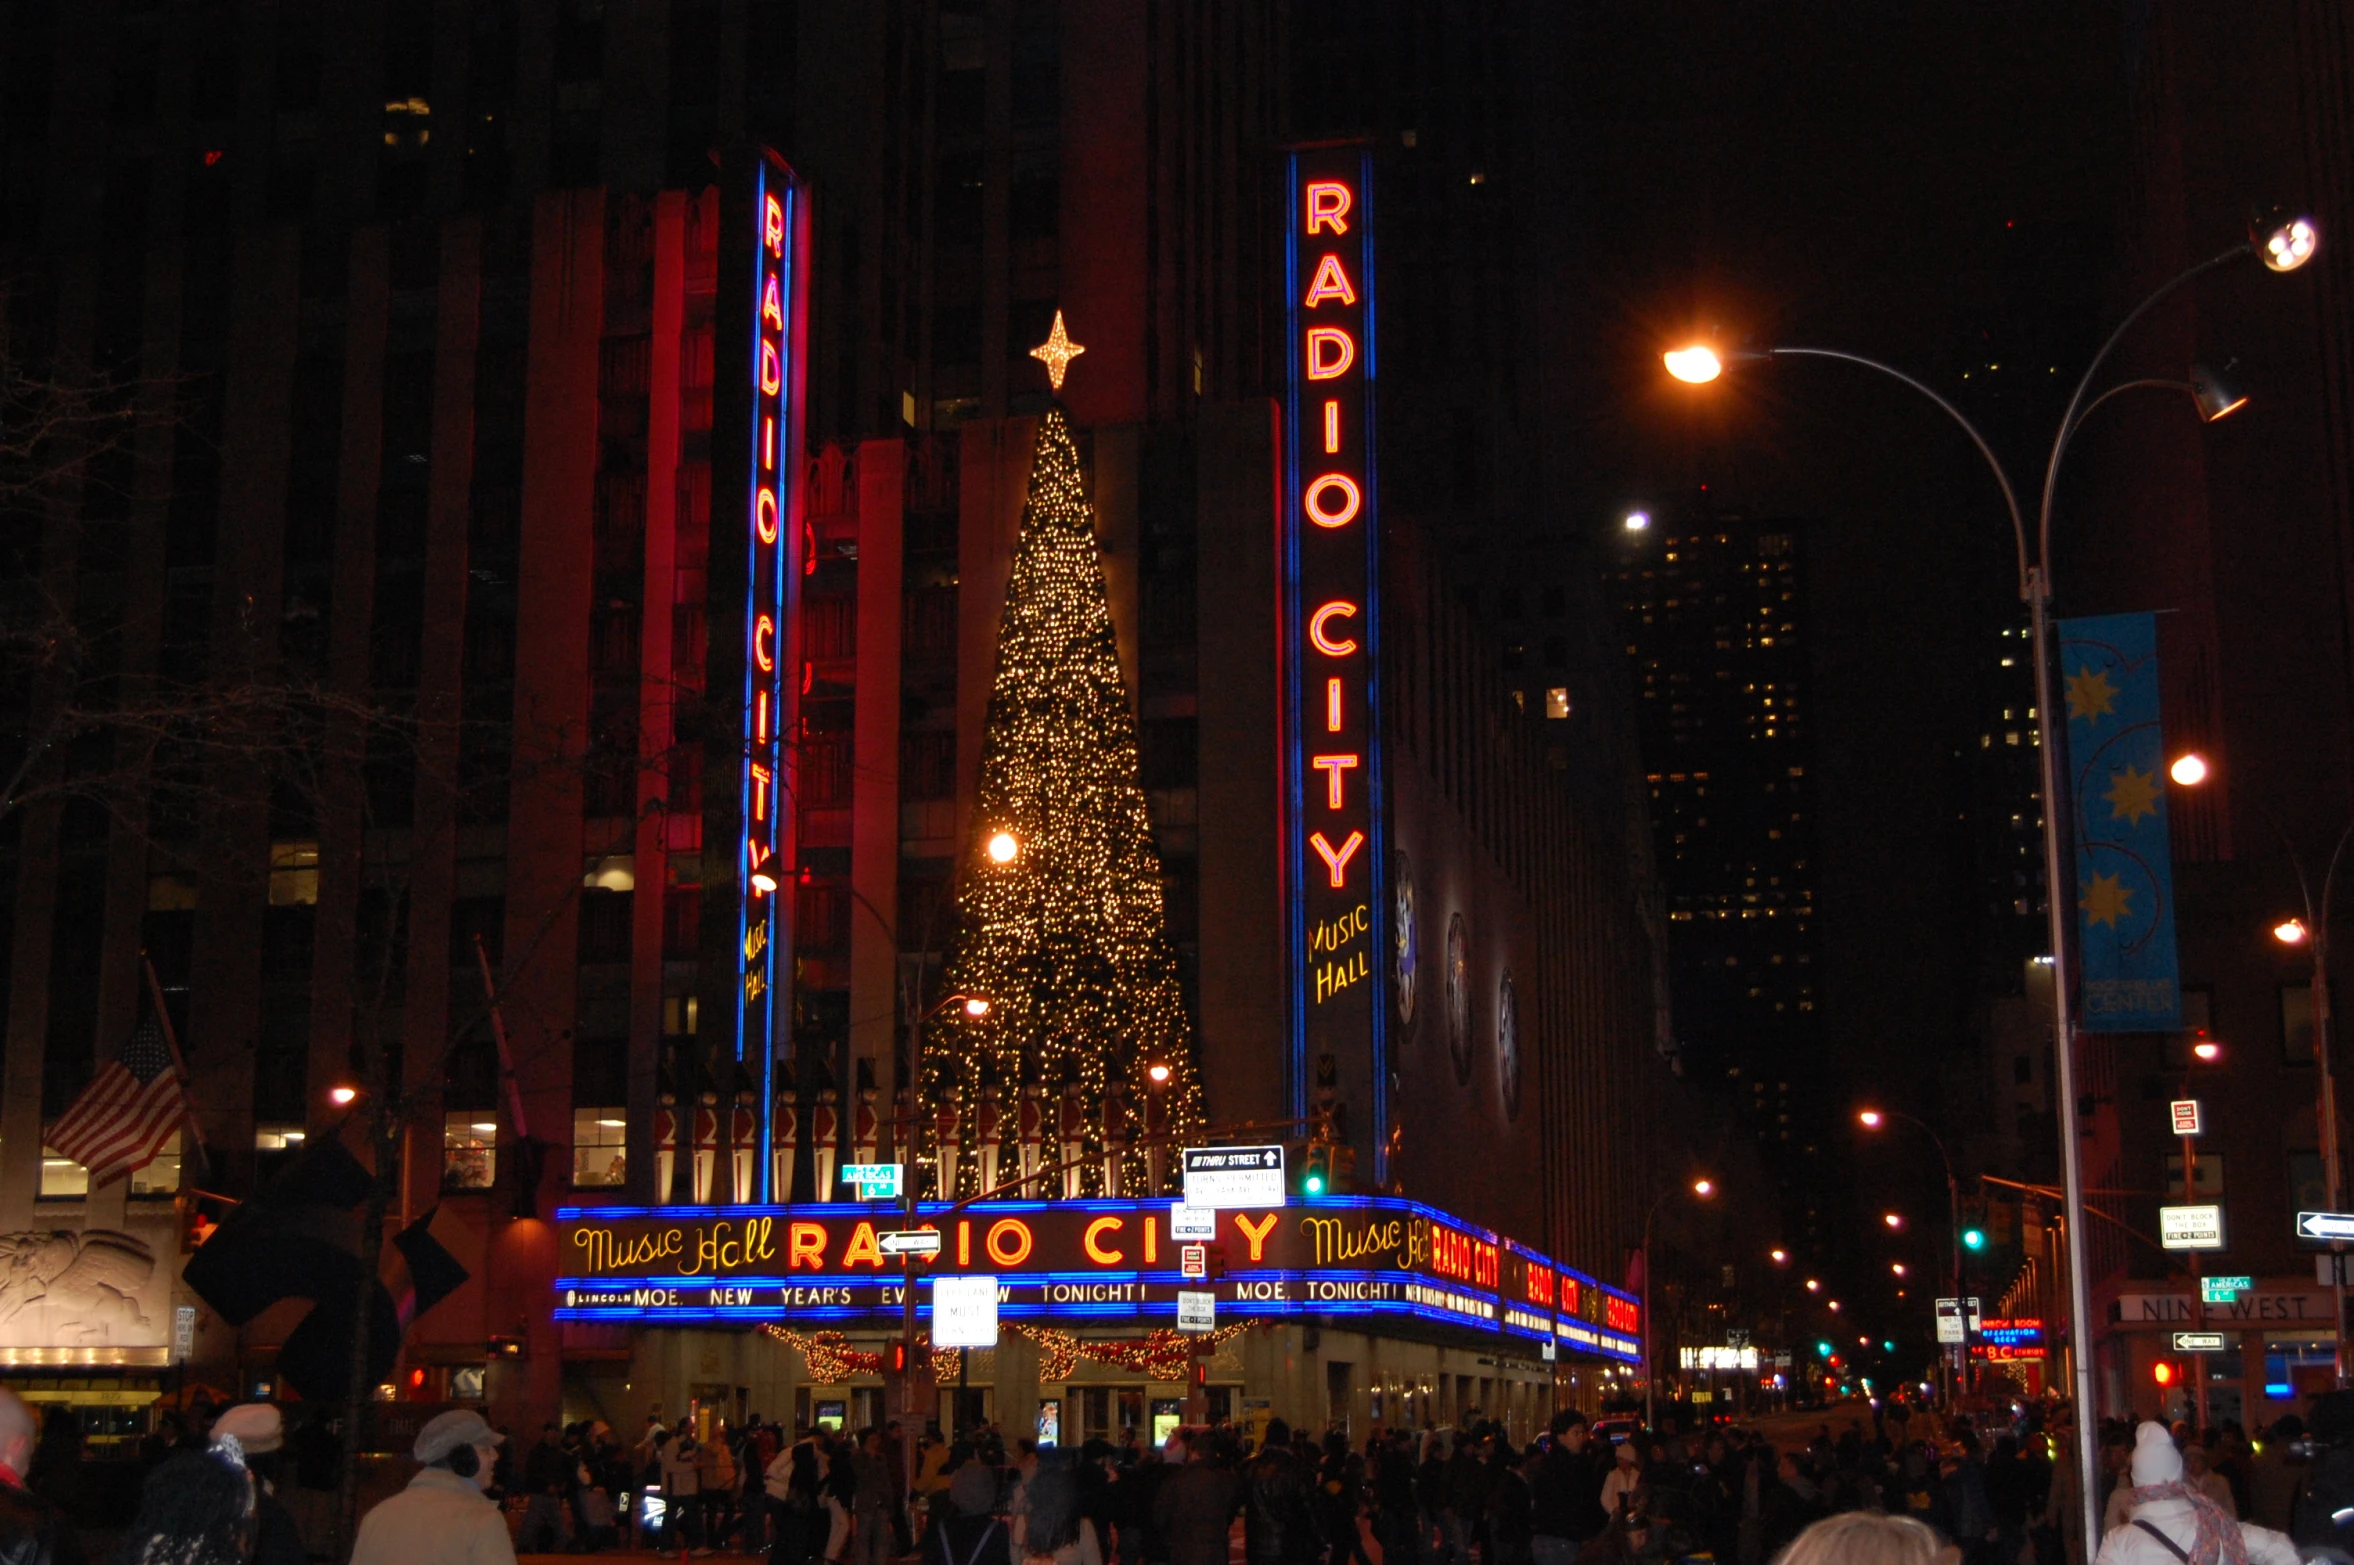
553, 1196, 1639, 1361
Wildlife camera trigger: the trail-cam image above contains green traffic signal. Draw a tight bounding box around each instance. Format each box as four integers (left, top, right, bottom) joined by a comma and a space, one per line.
1962, 1228, 1987, 1250
1816, 1340, 1833, 1357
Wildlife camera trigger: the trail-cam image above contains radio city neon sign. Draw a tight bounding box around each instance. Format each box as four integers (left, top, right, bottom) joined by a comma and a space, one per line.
1283, 149, 1389, 1147
736, 153, 808, 1196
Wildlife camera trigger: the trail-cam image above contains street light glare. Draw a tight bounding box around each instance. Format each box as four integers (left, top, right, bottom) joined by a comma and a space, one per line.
1858, 1109, 1884, 1129
1770, 1248, 1789, 1265
986, 830, 1020, 864
328, 1085, 359, 1106
1624, 510, 1651, 532
963, 996, 991, 1017
1147, 1061, 1172, 1084
2275, 917, 2310, 946
1883, 1211, 1905, 1229
1805, 1278, 1821, 1292
2192, 1037, 2224, 1062
2261, 214, 2319, 273
2169, 752, 2210, 786
1664, 344, 1724, 384
1692, 1177, 1715, 1197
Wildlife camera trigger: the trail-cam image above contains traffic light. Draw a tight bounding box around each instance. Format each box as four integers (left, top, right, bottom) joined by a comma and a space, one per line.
1960, 1198, 1987, 1251
1302, 1141, 1331, 1197
1816, 1340, 1833, 1359
1987, 1195, 2016, 1249
1962, 1226, 1986, 1250
888, 1341, 909, 1375
1192, 1360, 1209, 1389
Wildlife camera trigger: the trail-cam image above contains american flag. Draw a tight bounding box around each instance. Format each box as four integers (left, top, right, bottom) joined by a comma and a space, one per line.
47, 1007, 189, 1186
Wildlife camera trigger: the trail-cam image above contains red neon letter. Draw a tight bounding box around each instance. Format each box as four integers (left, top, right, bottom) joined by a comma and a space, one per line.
1324, 400, 1341, 455
986, 1220, 1033, 1267
1326, 676, 1343, 732
1082, 1217, 1126, 1265
1304, 473, 1361, 528
765, 194, 785, 256
1305, 181, 1352, 235
750, 762, 771, 821
1311, 753, 1360, 809
1303, 252, 1357, 308
1308, 601, 1359, 657
761, 270, 783, 329
755, 690, 770, 742
756, 487, 779, 544
1305, 327, 1354, 381
1310, 829, 1366, 888
760, 340, 780, 395
762, 415, 776, 472
788, 1222, 825, 1269
754, 613, 776, 672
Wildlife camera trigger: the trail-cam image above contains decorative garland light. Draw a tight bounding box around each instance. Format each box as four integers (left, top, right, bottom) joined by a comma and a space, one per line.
761, 1319, 1258, 1385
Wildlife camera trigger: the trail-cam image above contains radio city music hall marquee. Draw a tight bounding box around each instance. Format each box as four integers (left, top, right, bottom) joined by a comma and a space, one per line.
552, 1196, 1639, 1361
1282, 147, 1389, 1159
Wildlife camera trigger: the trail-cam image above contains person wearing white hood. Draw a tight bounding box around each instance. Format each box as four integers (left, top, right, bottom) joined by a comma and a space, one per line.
2093, 1422, 2298, 1565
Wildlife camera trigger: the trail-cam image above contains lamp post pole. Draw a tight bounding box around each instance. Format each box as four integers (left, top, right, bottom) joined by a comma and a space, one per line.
1670, 216, 2316, 1557
2284, 824, 2354, 1385
1869, 1112, 1964, 1400
1642, 1180, 1712, 1429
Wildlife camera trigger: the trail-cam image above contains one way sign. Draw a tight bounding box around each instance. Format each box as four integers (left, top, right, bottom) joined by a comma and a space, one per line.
2297, 1211, 2354, 1241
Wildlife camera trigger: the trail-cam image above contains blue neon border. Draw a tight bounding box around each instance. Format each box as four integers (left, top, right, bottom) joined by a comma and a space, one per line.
1280, 161, 1307, 1122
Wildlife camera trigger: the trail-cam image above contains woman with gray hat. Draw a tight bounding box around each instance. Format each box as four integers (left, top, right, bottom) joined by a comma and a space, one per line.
351, 1410, 515, 1565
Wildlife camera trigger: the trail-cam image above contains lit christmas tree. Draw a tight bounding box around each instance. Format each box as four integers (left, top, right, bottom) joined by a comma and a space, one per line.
925, 317, 1204, 1196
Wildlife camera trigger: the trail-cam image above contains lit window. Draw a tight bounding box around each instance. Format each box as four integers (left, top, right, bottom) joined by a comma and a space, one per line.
268, 841, 320, 906
444, 1113, 498, 1189
131, 1131, 182, 1198
254, 1124, 307, 1151
38, 1150, 89, 1200
1545, 688, 1572, 721
573, 1108, 627, 1188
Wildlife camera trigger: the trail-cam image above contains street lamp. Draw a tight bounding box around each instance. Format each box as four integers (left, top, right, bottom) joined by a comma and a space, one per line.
1883, 1211, 1906, 1231
2171, 752, 2211, 787
1857, 1107, 1965, 1397
986, 830, 1021, 865
1672, 212, 2318, 1555
1642, 1175, 1717, 1428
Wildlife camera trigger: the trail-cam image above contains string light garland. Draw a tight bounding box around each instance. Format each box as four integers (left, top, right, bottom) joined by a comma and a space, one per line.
761, 1321, 1255, 1385
922, 396, 1206, 1195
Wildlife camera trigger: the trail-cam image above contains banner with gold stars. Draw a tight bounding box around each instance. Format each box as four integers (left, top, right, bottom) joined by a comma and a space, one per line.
2059, 612, 2181, 1031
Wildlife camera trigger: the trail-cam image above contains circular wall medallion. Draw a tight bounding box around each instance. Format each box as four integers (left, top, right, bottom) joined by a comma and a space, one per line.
1394, 858, 1418, 1031
1497, 971, 1521, 1119
1445, 913, 1472, 1085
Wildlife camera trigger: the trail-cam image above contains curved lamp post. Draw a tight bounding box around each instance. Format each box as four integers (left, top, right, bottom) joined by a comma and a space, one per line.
1642, 1176, 1716, 1428
1664, 208, 2317, 1556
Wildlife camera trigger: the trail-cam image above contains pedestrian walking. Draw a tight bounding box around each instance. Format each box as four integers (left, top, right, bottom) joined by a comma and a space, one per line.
519, 1423, 574, 1555
2099, 1421, 2298, 1565
352, 1409, 515, 1565
1018, 1457, 1103, 1565
1154, 1434, 1241, 1565
1242, 1419, 1318, 1565
923, 1463, 1011, 1565
209, 1403, 304, 1565
700, 1420, 740, 1550
851, 1429, 897, 1565
665, 1429, 706, 1553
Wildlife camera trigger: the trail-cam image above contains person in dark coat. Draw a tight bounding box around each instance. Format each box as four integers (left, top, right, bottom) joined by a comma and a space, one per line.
1243, 1420, 1318, 1565
207, 1404, 304, 1565
921, 1462, 1010, 1565
1759, 1453, 1825, 1563
1154, 1436, 1241, 1565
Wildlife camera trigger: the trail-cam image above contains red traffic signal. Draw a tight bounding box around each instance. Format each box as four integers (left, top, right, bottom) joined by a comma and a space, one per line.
2153, 1361, 2178, 1387
888, 1341, 909, 1375
1192, 1360, 1208, 1388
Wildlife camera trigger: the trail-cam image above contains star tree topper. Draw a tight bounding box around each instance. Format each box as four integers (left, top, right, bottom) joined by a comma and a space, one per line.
1030, 309, 1085, 391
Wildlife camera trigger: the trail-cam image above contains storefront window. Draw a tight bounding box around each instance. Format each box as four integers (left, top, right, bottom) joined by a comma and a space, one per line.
130, 1132, 181, 1197
2263, 1332, 2336, 1399
38, 1150, 88, 1199
444, 1113, 498, 1189
573, 1108, 626, 1187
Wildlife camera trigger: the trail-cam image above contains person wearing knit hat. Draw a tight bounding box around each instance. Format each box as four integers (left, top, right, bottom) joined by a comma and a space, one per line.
351, 1410, 513, 1565
2093, 1421, 2298, 1565
208, 1406, 306, 1565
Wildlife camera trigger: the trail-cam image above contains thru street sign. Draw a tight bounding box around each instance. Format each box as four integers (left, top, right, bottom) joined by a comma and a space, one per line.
2298, 1210, 2354, 1242
1183, 1146, 1287, 1209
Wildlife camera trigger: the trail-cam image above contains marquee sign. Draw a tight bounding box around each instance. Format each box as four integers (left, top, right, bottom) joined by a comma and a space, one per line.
552, 1195, 1638, 1359
1282, 145, 1388, 1167
729, 150, 811, 1197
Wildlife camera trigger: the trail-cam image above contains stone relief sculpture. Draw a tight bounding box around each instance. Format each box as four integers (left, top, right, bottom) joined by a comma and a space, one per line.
0, 1229, 157, 1342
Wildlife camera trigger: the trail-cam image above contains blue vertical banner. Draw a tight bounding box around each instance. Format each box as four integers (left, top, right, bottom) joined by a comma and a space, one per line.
2059, 612, 2182, 1031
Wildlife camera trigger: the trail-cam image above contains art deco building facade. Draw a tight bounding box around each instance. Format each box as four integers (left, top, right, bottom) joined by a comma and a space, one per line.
0, 0, 1669, 1443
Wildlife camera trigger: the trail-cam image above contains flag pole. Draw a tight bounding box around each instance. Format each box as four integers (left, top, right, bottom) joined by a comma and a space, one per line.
143, 951, 211, 1176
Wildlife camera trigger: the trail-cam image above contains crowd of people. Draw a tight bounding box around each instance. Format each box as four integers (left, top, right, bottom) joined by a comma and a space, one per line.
0, 1391, 2347, 1565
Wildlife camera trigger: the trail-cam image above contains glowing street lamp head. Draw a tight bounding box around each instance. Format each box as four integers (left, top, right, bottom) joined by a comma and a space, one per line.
1624, 509, 1652, 532
1147, 1060, 1172, 1085
1664, 344, 1724, 384
2170, 752, 2210, 786
2192, 1036, 2224, 1063
1770, 1248, 1789, 1266
1891, 1262, 1907, 1277
1858, 1109, 1885, 1129
749, 867, 780, 895
2259, 213, 2319, 273
1827, 1300, 1842, 1312
2191, 363, 2249, 423
2275, 917, 2310, 946
962, 996, 991, 1017
1692, 1177, 1716, 1198
1805, 1278, 1821, 1293
328, 1085, 359, 1106
1883, 1211, 1905, 1230
986, 830, 1020, 865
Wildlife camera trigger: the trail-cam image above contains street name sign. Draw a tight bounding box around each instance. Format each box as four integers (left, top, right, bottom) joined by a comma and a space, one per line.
2159, 1204, 2225, 1250
2202, 1275, 2252, 1304
2169, 1100, 2202, 1137
2298, 1210, 2354, 1242
1169, 1204, 1217, 1240
2171, 1331, 2227, 1353
843, 1163, 902, 1198
931, 1274, 999, 1347
1183, 1146, 1287, 1209
879, 1229, 942, 1258
1176, 1290, 1216, 1334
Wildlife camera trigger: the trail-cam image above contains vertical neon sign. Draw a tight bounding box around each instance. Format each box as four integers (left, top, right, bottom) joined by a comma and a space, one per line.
1282, 148, 1386, 1174
737, 153, 809, 1200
